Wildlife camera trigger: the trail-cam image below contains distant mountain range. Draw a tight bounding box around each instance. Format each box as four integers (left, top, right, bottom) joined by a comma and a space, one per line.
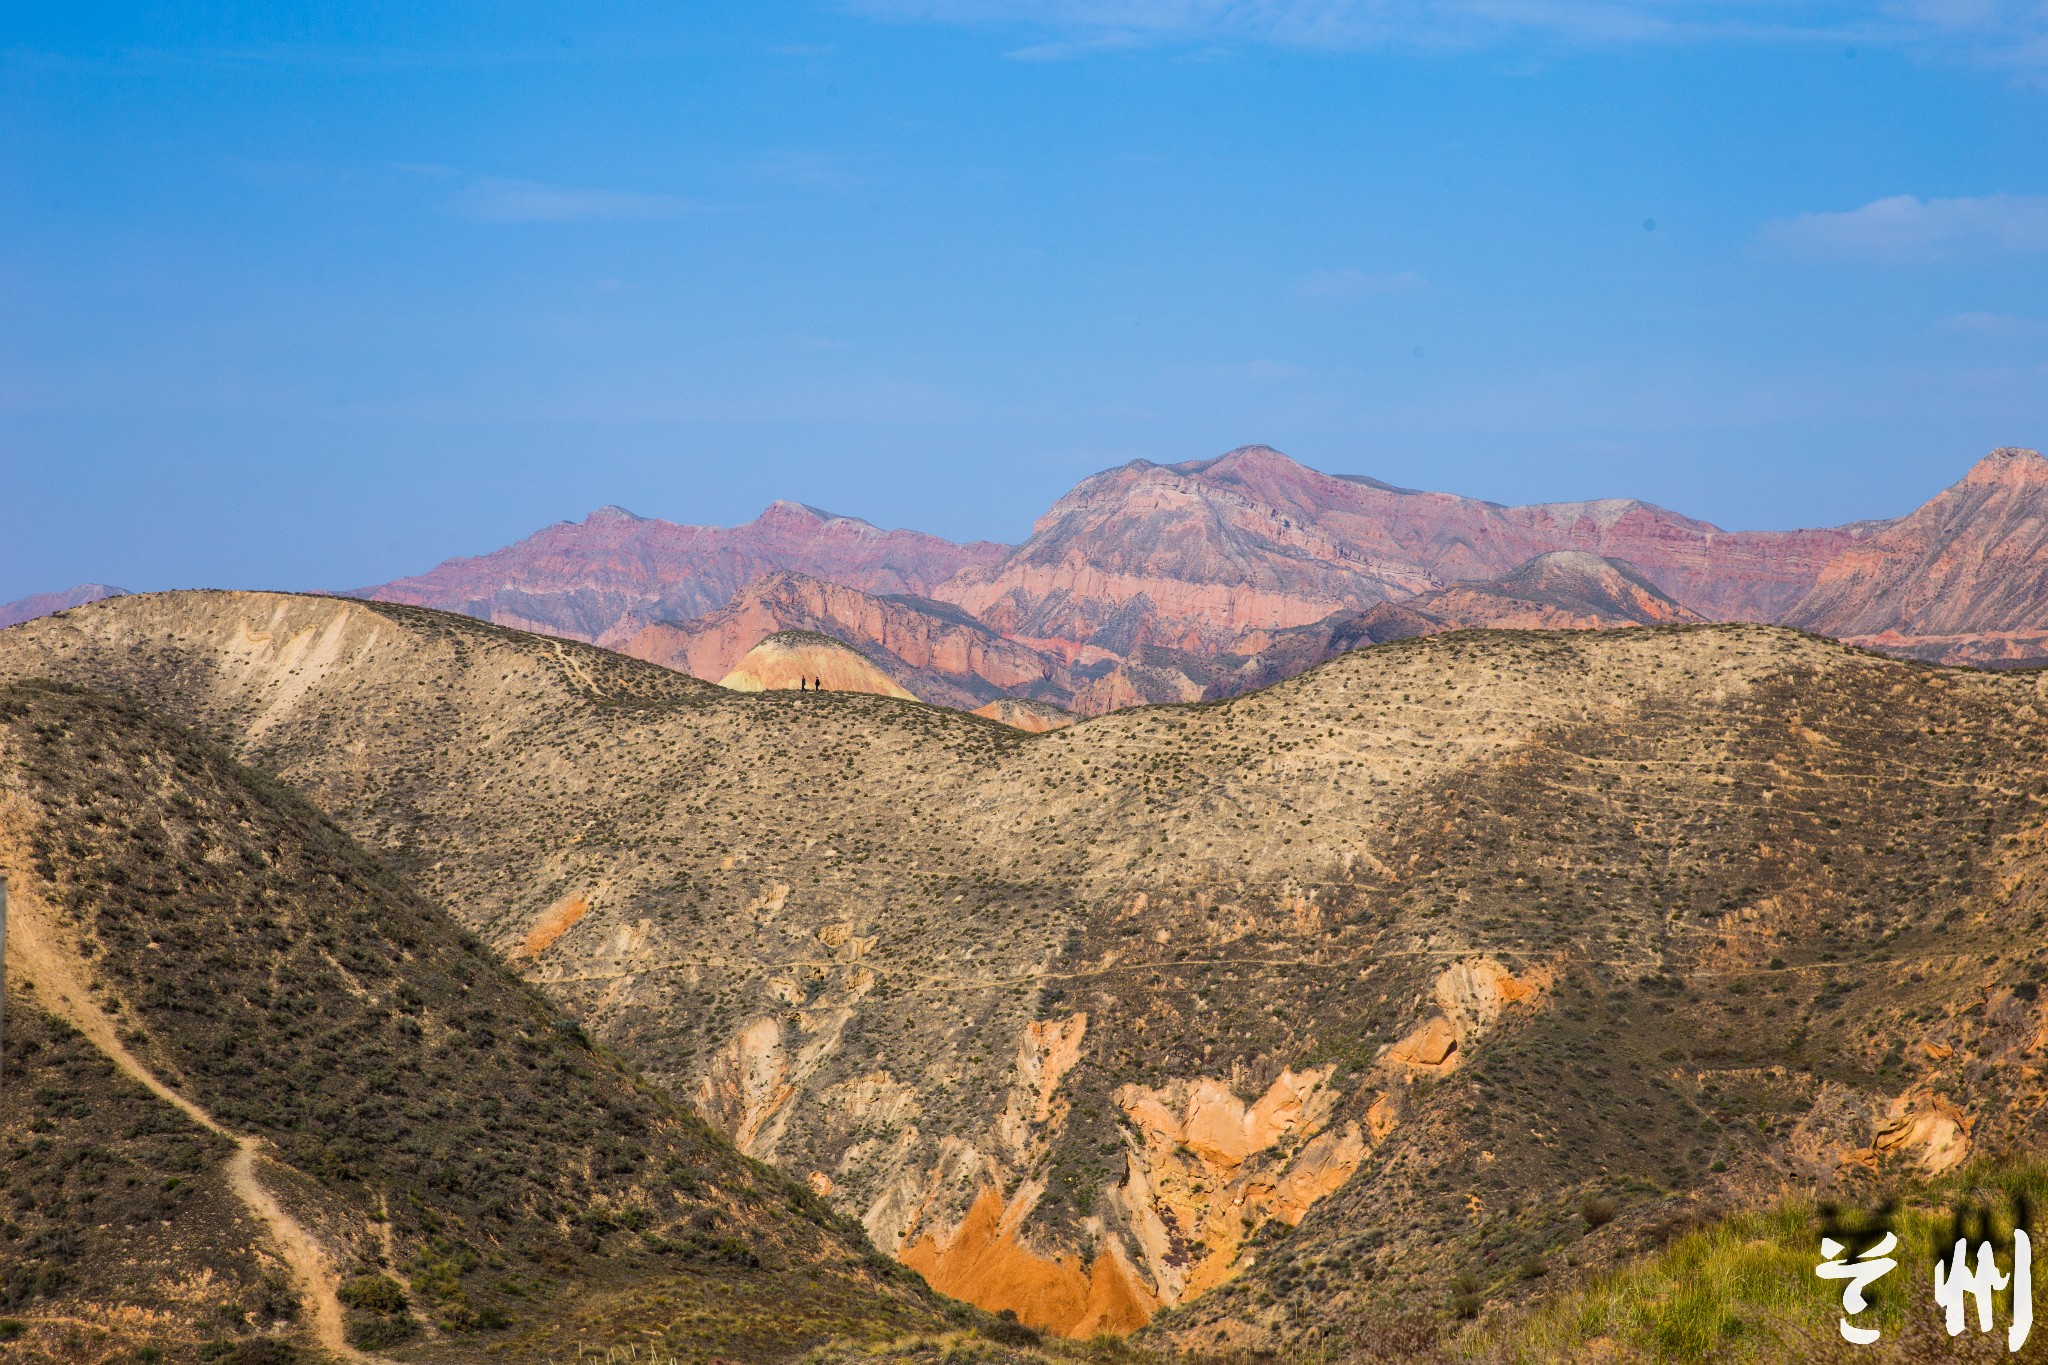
9, 446, 2046, 714
0, 582, 123, 629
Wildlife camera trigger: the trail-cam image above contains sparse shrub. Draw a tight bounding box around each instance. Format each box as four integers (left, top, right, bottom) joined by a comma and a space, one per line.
984, 1308, 1040, 1346
1582, 1195, 1619, 1229
0, 1320, 24, 1342
336, 1275, 407, 1315
224, 1340, 295, 1365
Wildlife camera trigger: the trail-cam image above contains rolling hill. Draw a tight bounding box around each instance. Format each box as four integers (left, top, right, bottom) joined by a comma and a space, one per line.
9, 591, 2048, 1356
0, 680, 960, 1364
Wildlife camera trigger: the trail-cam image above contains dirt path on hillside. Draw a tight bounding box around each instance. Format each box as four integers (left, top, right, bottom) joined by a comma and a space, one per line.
1, 831, 366, 1361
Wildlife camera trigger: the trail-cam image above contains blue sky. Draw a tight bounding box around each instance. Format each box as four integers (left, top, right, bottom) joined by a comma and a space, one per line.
4, 1, 2046, 599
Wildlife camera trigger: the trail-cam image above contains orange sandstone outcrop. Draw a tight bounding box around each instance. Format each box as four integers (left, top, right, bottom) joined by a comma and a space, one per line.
717, 630, 917, 700
899, 1185, 1158, 1337
1110, 1066, 1368, 1304
514, 892, 591, 958
1387, 956, 1552, 1076
1842, 1091, 1973, 1174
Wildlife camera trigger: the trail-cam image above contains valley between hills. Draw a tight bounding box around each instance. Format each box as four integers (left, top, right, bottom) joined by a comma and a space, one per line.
9, 586, 2048, 1363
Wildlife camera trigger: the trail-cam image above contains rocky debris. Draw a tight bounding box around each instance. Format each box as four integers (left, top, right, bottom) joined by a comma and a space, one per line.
717, 628, 918, 699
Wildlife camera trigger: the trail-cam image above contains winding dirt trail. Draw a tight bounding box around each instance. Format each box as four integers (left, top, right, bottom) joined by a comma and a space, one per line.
1, 837, 367, 1361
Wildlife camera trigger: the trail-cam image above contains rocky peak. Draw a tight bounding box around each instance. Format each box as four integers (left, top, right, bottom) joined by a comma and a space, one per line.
1962, 446, 2048, 487
755, 499, 844, 525
583, 504, 647, 526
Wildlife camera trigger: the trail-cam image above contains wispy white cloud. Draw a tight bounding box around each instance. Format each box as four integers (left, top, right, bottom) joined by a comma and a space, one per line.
1762, 193, 2048, 262
847, 0, 2048, 64
450, 176, 705, 222
1293, 267, 1426, 300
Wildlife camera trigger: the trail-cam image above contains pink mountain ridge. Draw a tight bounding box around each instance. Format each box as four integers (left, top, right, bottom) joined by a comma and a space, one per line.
11, 447, 2044, 718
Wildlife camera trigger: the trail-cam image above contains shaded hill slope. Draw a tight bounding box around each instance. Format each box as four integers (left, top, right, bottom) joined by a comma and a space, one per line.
0, 681, 950, 1365
9, 594, 2048, 1352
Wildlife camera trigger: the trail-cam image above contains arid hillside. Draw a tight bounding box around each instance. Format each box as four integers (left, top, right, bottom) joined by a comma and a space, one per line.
8, 592, 2048, 1357
0, 681, 955, 1365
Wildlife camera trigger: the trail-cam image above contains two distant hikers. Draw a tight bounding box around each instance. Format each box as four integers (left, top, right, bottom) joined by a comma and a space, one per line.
798, 677, 825, 692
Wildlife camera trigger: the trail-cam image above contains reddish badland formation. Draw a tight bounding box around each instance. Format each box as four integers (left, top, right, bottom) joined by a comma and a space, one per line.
1785, 447, 2048, 666
364, 500, 1004, 647
348, 444, 2046, 713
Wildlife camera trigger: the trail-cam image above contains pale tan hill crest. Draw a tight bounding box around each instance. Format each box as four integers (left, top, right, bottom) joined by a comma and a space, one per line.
718, 628, 919, 699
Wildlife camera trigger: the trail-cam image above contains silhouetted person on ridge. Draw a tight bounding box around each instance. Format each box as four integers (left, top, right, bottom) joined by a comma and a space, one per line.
799, 678, 807, 692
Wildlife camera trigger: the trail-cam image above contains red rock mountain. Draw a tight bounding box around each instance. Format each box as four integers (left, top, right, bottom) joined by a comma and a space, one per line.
929, 445, 1869, 653
355, 443, 2048, 715
1221, 552, 1698, 697
1403, 550, 1701, 633
364, 502, 1005, 646
619, 570, 1081, 711
1784, 447, 2048, 666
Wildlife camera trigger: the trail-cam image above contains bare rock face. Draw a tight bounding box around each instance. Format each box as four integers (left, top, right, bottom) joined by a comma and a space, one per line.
362, 501, 1005, 645
1786, 447, 2048, 664
718, 629, 917, 699
622, 569, 1067, 709
0, 582, 124, 629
